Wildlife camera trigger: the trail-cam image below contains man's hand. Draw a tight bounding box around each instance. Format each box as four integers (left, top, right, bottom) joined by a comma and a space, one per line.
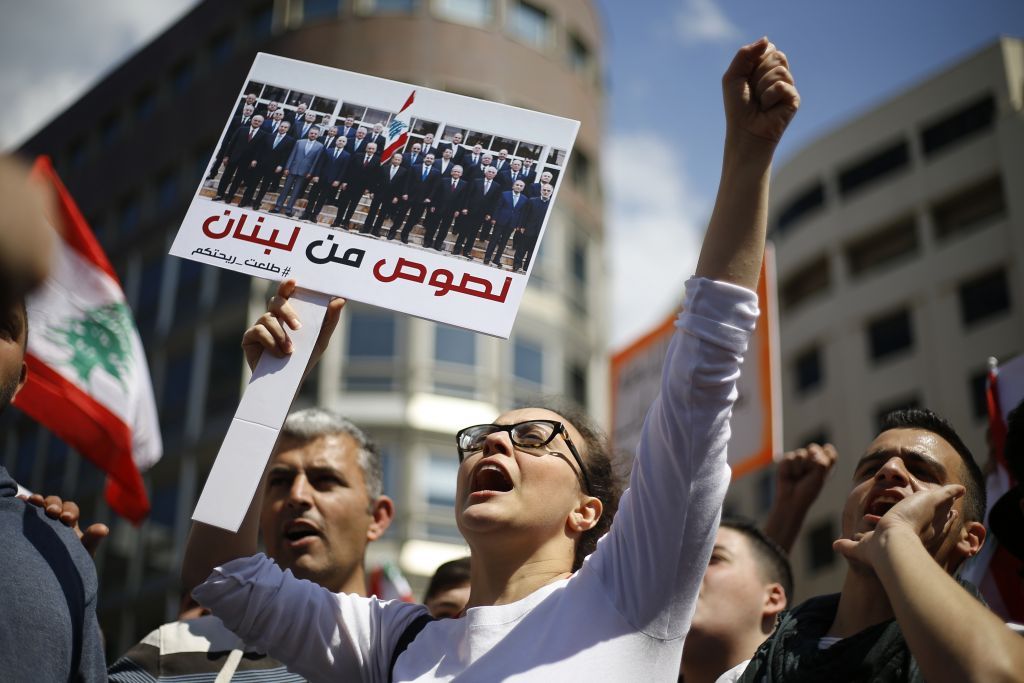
24, 493, 109, 557
834, 485, 964, 570
242, 279, 345, 373
776, 442, 837, 509
722, 37, 799, 147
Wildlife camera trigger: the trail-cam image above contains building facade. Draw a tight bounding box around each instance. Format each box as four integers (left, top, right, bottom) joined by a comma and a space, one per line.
725, 37, 1024, 600
8, 0, 607, 657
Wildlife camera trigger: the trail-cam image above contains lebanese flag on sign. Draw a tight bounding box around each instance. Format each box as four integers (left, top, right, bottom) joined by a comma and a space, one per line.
13, 157, 161, 523
380, 90, 416, 165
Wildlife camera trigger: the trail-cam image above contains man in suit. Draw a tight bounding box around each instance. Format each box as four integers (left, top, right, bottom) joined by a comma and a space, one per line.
492, 148, 510, 173
242, 120, 295, 210
403, 142, 423, 169
453, 164, 501, 258
215, 114, 266, 204
421, 132, 438, 159
436, 147, 456, 179
527, 170, 554, 198
256, 100, 280, 120
462, 144, 485, 180
347, 127, 370, 155
368, 123, 387, 151
302, 136, 351, 222
365, 153, 408, 237
262, 109, 286, 135
513, 182, 551, 271
273, 126, 325, 217
438, 132, 465, 164
233, 93, 258, 118
334, 141, 379, 229
284, 102, 308, 129
484, 179, 528, 267
208, 104, 256, 180
498, 159, 526, 190
394, 153, 439, 243
521, 158, 537, 186
320, 126, 341, 153
338, 117, 358, 140
293, 111, 320, 141
424, 165, 470, 251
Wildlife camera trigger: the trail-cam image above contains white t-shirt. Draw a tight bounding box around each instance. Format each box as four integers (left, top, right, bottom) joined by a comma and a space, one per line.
194, 277, 759, 682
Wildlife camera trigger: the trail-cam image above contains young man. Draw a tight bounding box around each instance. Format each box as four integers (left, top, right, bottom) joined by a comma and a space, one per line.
736, 409, 1024, 683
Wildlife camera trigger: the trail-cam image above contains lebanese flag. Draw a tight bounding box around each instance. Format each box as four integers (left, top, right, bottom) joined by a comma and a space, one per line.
380, 90, 416, 165
13, 157, 161, 523
368, 562, 414, 602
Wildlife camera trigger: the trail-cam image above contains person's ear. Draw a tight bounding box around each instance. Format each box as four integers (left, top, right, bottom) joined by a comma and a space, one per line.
366, 495, 395, 542
13, 360, 27, 400
567, 495, 602, 535
957, 519, 986, 559
760, 582, 787, 633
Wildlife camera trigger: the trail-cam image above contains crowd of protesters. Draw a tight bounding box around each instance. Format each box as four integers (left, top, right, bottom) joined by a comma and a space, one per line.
1, 38, 1023, 683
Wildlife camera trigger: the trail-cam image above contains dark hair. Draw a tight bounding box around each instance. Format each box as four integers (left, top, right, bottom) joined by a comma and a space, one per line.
720, 516, 794, 600
880, 408, 986, 523
423, 557, 471, 602
1004, 401, 1024, 483
537, 399, 622, 572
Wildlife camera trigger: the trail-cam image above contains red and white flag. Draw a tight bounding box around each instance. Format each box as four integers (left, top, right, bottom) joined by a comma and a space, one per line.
368, 562, 414, 602
380, 90, 416, 164
14, 157, 161, 523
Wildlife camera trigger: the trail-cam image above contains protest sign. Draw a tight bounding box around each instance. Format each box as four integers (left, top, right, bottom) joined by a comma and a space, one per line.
611, 247, 781, 478
171, 53, 579, 339
173, 54, 578, 530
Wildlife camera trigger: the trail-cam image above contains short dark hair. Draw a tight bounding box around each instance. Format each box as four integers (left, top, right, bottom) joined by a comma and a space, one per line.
720, 516, 794, 600
536, 399, 622, 572
880, 408, 986, 523
423, 557, 471, 603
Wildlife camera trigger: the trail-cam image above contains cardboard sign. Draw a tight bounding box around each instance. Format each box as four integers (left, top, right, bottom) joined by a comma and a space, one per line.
171, 53, 579, 339
610, 247, 782, 479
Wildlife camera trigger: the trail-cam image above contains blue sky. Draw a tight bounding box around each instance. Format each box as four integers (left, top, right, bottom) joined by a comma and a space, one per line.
3, 1, 1021, 346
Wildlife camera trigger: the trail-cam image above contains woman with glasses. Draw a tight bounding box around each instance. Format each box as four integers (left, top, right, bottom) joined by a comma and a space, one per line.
185, 38, 799, 681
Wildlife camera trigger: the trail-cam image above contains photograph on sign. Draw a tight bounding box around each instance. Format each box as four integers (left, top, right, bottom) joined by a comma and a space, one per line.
170, 53, 578, 338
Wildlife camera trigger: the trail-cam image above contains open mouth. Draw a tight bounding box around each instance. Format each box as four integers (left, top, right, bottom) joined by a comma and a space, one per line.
867, 496, 901, 517
283, 522, 321, 543
471, 463, 513, 494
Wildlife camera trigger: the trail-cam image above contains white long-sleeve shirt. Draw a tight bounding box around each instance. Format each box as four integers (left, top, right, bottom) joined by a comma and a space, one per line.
194, 277, 759, 682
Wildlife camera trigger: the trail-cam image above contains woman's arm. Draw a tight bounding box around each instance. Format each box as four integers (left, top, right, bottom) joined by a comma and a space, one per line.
180, 280, 344, 597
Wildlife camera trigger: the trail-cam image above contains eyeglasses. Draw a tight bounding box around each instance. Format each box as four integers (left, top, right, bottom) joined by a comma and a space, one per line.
455, 419, 591, 494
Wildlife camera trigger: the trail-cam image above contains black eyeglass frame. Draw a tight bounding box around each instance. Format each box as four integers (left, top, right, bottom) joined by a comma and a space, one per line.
455, 419, 591, 494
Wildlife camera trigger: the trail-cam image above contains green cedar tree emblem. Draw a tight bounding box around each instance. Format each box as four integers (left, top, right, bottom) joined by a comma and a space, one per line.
48, 302, 134, 390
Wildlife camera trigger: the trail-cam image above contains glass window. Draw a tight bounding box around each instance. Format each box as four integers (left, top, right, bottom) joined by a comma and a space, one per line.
958, 269, 1010, 327
567, 32, 591, 74
780, 255, 829, 312
463, 130, 493, 149
774, 181, 824, 237
570, 148, 591, 191
304, 0, 339, 21
433, 0, 493, 26
339, 102, 368, 121
435, 325, 475, 366
806, 519, 837, 571
348, 310, 397, 358
922, 94, 995, 158
361, 0, 418, 12
932, 176, 1005, 241
311, 96, 338, 113
412, 118, 440, 137
845, 216, 918, 278
571, 241, 586, 284
517, 141, 542, 162
210, 31, 234, 64
867, 308, 913, 361
427, 453, 459, 507
513, 338, 543, 385
507, 0, 550, 49
794, 346, 823, 393
568, 363, 587, 407
838, 140, 909, 199
546, 148, 566, 168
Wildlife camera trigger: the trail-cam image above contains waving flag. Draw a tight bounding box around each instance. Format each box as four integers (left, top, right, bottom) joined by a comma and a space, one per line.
380, 90, 416, 165
368, 562, 414, 602
13, 156, 161, 523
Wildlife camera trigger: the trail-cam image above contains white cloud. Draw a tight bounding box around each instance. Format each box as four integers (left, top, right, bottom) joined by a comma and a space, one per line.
1, 0, 200, 149
675, 0, 741, 45
603, 132, 710, 349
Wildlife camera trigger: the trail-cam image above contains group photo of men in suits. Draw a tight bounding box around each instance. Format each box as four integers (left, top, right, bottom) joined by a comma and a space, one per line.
200, 88, 561, 272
